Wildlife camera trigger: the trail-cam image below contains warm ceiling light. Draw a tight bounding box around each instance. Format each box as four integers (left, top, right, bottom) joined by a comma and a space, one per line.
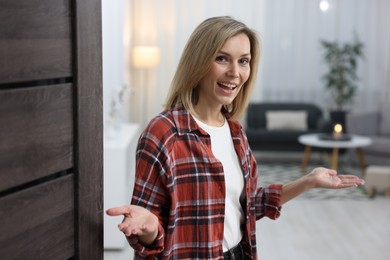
320, 0, 329, 12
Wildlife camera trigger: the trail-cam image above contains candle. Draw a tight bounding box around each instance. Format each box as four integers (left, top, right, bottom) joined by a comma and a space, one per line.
333, 123, 343, 139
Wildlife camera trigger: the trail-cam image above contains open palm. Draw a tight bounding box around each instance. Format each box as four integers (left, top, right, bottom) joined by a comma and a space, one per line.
106, 205, 159, 240
308, 167, 365, 189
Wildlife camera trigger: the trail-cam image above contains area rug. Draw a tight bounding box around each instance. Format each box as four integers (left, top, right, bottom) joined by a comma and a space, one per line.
257, 162, 370, 200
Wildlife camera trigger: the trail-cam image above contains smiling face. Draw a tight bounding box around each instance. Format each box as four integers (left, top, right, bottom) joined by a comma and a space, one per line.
196, 33, 251, 111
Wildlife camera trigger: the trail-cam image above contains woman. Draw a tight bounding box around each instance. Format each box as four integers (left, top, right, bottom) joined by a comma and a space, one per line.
106, 16, 364, 259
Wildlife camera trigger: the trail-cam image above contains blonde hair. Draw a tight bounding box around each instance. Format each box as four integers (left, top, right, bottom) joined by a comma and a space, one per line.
164, 16, 260, 119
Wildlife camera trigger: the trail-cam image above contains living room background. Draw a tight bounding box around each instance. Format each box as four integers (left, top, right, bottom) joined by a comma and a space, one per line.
101, 2, 390, 258
102, 0, 390, 129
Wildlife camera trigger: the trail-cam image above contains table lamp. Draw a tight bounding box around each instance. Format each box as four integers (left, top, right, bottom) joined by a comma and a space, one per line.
132, 46, 160, 125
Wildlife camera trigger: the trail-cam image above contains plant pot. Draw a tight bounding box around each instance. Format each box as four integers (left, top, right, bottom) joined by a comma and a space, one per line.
330, 110, 347, 133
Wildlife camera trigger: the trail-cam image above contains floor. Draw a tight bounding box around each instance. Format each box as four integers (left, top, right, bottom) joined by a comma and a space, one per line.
104, 152, 390, 259
104, 245, 134, 260
256, 197, 390, 260
256, 151, 390, 260
104, 197, 390, 260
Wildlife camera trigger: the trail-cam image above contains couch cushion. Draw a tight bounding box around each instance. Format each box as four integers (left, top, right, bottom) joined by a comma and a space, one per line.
247, 103, 323, 130
246, 129, 306, 143
347, 112, 380, 135
379, 103, 390, 136
265, 110, 308, 130
364, 136, 390, 155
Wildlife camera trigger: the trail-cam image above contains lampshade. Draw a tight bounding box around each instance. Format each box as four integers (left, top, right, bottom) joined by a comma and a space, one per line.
132, 46, 160, 68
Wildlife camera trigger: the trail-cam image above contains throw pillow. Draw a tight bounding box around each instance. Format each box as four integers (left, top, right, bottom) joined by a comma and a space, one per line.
266, 110, 308, 130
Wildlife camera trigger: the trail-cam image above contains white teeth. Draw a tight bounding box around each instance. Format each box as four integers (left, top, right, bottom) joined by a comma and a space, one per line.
219, 82, 236, 89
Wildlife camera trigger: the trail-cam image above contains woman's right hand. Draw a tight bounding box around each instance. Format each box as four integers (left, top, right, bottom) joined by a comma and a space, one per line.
106, 205, 159, 245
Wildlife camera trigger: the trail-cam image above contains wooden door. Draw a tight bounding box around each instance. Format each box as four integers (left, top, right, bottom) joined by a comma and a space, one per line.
0, 0, 103, 259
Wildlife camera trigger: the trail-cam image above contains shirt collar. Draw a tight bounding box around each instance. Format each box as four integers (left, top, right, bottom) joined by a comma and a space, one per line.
170, 107, 242, 137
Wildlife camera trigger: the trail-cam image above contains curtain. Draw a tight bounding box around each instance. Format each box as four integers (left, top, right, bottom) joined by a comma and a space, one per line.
126, 0, 390, 126
258, 0, 390, 114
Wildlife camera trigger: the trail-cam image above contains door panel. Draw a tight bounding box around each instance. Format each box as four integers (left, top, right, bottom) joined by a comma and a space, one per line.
0, 84, 73, 191
0, 0, 72, 84
0, 0, 103, 258
0, 175, 74, 259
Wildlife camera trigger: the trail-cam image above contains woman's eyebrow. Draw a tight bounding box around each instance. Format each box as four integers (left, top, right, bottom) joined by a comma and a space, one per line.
217, 51, 251, 57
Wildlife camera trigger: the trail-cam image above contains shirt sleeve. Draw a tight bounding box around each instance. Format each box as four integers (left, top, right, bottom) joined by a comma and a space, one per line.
255, 184, 283, 220
128, 117, 173, 256
127, 223, 165, 258
240, 126, 283, 221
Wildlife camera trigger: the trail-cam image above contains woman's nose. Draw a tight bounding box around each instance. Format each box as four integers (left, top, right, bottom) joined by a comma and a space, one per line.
227, 63, 239, 77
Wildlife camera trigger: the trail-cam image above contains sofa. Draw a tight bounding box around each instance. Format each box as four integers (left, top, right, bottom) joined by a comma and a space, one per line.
245, 102, 326, 151
346, 103, 390, 166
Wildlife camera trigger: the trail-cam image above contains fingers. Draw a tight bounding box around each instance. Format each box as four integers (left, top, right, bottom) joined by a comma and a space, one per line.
118, 214, 133, 231
118, 216, 147, 236
339, 175, 365, 185
106, 206, 144, 236
118, 217, 133, 236
337, 183, 358, 188
335, 175, 365, 189
105, 205, 131, 216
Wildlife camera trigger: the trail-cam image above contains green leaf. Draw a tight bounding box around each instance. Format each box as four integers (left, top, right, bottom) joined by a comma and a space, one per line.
320, 36, 364, 110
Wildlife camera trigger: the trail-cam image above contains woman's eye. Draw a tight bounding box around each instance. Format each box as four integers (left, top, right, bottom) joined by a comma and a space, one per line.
216, 56, 227, 62
240, 58, 249, 65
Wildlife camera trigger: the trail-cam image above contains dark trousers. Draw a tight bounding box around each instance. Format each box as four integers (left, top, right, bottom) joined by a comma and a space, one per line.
223, 242, 244, 260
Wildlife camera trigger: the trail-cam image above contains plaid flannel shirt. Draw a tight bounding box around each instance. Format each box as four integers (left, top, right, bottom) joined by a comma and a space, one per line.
128, 107, 282, 259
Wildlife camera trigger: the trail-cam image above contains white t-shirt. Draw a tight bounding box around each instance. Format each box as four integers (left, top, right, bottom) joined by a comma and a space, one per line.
192, 115, 244, 252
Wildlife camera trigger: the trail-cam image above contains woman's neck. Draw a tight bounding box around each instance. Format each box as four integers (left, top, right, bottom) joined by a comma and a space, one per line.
193, 105, 225, 127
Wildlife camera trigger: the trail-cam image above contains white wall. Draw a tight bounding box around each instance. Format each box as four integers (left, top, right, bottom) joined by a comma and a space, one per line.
102, 0, 128, 132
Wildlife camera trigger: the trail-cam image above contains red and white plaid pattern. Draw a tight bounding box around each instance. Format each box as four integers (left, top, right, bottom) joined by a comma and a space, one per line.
128, 107, 282, 259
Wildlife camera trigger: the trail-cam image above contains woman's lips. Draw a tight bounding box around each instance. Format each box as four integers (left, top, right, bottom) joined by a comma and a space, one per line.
218, 82, 237, 90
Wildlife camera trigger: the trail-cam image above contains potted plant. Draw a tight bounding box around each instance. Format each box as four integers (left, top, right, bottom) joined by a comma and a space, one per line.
320, 36, 364, 131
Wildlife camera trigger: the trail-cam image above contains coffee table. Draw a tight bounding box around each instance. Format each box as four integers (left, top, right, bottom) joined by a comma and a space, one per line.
298, 133, 372, 174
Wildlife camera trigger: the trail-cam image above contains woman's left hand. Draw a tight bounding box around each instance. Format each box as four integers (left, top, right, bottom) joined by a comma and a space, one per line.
307, 167, 365, 189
